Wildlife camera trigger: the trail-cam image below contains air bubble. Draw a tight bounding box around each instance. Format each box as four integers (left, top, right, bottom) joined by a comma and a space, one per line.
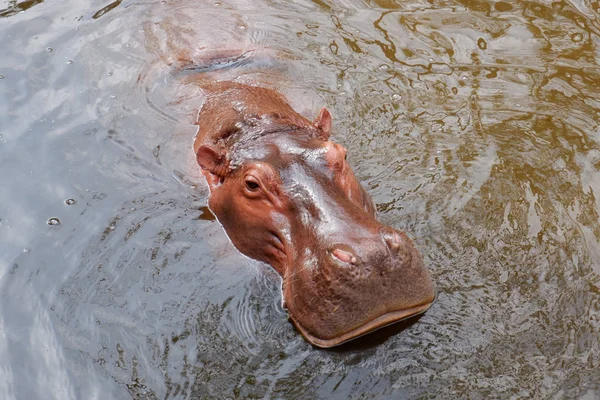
65, 199, 76, 205
47, 218, 61, 226
23, 248, 30, 253
477, 38, 487, 50
47, 47, 53, 52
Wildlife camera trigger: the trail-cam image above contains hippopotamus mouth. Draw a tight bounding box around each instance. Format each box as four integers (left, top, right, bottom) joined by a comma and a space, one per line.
291, 299, 435, 348
193, 81, 436, 347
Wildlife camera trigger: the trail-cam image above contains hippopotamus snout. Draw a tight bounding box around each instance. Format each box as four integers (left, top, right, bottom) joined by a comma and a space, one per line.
331, 227, 409, 267
284, 223, 436, 348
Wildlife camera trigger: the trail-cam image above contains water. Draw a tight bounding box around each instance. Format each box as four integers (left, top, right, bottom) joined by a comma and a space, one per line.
1, 0, 599, 398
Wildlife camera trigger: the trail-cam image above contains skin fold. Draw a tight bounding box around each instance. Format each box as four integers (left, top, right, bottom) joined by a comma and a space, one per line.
193, 81, 436, 348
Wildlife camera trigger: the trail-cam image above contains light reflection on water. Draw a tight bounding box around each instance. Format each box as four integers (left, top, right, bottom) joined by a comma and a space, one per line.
0, 0, 599, 398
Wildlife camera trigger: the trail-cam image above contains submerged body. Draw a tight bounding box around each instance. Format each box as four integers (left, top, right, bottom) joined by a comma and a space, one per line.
193, 80, 435, 348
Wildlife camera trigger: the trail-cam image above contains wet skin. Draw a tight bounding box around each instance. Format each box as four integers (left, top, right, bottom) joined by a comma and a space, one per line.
193, 82, 435, 348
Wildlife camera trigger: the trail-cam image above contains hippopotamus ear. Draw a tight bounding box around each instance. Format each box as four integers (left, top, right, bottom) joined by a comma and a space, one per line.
196, 145, 226, 175
314, 107, 332, 139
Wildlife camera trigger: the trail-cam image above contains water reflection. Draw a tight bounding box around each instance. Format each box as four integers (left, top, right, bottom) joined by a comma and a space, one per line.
0, 0, 599, 398
0, 0, 45, 18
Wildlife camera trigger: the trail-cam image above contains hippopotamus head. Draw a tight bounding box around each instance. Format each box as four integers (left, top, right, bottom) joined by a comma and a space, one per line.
196, 108, 435, 347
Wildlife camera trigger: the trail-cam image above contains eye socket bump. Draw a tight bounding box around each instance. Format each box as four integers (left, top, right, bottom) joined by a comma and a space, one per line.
244, 176, 260, 191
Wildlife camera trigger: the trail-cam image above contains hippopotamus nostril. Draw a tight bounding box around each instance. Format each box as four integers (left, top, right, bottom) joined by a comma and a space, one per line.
331, 247, 358, 265
380, 228, 403, 252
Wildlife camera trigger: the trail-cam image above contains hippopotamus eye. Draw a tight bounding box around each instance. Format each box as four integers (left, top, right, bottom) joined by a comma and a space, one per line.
245, 176, 260, 191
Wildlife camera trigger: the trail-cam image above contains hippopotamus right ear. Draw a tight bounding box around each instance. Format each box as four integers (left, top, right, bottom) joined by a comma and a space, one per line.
314, 107, 332, 139
196, 145, 226, 175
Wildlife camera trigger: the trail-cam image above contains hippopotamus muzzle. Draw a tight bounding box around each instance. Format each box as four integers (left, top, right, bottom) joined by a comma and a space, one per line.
193, 81, 435, 347
284, 223, 436, 348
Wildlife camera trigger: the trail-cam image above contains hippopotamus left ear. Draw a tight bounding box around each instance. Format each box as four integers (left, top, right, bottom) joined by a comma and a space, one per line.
196, 145, 226, 176
314, 107, 332, 139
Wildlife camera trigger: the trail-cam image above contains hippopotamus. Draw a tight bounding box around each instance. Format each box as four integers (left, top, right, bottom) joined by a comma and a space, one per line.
191, 66, 435, 348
